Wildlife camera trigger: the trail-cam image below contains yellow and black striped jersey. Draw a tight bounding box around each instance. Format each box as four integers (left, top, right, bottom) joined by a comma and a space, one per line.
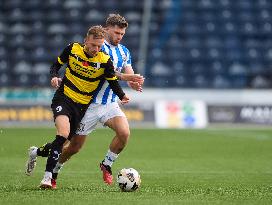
50, 42, 124, 105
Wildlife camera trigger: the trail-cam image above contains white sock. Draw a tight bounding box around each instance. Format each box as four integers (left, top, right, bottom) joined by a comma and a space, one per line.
103, 149, 119, 167
44, 171, 52, 179
53, 162, 64, 174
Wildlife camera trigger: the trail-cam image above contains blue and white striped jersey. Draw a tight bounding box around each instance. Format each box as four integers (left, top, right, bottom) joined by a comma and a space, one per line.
92, 40, 132, 104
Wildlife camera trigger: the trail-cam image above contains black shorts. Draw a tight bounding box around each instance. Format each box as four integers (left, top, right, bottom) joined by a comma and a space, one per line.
51, 93, 87, 139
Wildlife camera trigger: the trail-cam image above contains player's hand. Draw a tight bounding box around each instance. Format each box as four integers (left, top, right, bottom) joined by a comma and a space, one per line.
128, 81, 143, 92
51, 77, 62, 88
120, 94, 130, 105
121, 74, 144, 85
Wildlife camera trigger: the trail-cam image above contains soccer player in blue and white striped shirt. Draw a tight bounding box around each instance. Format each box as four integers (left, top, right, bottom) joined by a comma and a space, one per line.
73, 14, 144, 185
25, 14, 144, 188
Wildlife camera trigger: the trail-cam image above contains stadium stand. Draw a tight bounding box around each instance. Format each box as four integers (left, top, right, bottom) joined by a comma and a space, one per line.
0, 0, 271, 88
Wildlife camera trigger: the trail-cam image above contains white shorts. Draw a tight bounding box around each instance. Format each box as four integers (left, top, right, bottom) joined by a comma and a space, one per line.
76, 102, 125, 135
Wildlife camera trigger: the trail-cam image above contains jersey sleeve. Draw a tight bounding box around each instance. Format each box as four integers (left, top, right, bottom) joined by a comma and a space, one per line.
104, 58, 118, 81
50, 43, 73, 77
123, 47, 132, 67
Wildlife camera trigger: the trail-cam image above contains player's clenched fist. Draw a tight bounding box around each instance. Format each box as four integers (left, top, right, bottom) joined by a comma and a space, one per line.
120, 95, 130, 104
51, 77, 62, 88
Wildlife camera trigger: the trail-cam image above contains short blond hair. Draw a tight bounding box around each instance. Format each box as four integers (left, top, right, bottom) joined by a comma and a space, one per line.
86, 25, 106, 38
106, 14, 128, 28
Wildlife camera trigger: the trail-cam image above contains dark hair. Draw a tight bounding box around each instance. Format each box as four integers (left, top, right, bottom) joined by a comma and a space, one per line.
86, 25, 105, 38
105, 14, 128, 28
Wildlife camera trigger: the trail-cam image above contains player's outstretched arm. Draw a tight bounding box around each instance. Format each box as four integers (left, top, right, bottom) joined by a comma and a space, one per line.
123, 66, 144, 92
117, 72, 144, 83
128, 81, 143, 92
115, 72, 144, 92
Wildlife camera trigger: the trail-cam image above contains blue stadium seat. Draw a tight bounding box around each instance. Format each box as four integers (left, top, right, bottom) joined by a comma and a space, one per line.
30, 35, 47, 48
265, 48, 272, 61
0, 73, 11, 87
212, 75, 232, 88
210, 61, 228, 75
149, 76, 175, 88
9, 23, 30, 35
32, 73, 51, 87
8, 8, 26, 24
0, 46, 7, 59
193, 74, 210, 88
1, 0, 272, 88
33, 62, 51, 75
175, 75, 191, 88
0, 60, 9, 73
31, 47, 52, 62
85, 10, 104, 23
65, 8, 83, 24
13, 61, 32, 75
26, 11, 45, 22
173, 61, 188, 75
250, 75, 271, 88
9, 34, 30, 48
13, 47, 30, 61
13, 73, 33, 87
64, 0, 85, 9
121, 0, 144, 10
3, 0, 23, 10
22, 0, 40, 10
43, 0, 63, 9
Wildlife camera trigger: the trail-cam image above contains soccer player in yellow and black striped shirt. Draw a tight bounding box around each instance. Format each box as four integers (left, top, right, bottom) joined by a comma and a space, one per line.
38, 25, 129, 189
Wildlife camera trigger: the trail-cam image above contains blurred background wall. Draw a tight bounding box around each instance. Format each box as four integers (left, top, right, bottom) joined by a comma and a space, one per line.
1, 0, 272, 128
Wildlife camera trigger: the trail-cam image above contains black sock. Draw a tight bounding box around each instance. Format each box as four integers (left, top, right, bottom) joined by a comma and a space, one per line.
37, 143, 52, 157
45, 135, 66, 173
52, 172, 58, 180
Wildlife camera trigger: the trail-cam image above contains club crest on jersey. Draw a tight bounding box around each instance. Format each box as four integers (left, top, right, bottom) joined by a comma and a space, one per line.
122, 54, 127, 62
82, 61, 89, 67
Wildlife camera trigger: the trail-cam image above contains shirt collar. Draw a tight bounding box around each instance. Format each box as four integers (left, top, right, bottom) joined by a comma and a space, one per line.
104, 39, 117, 48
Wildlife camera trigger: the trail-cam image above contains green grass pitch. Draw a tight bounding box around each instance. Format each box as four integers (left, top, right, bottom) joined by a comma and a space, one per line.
0, 127, 272, 205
